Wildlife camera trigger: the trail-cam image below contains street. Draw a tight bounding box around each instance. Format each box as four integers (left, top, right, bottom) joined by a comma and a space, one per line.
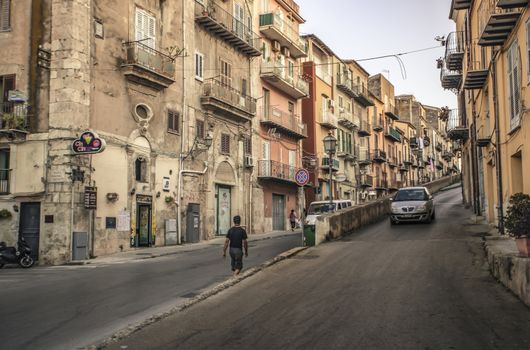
107, 187, 530, 350
0, 233, 301, 350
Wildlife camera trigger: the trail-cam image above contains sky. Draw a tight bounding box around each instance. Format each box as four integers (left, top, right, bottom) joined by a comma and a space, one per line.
296, 0, 457, 109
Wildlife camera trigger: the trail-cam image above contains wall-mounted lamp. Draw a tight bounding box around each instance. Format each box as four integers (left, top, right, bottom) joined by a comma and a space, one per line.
13, 204, 19, 212
106, 193, 119, 202
183, 131, 213, 160
130, 188, 136, 196
156, 191, 161, 198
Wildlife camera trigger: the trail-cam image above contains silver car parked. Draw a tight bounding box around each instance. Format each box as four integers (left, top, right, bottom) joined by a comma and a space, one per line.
390, 187, 435, 225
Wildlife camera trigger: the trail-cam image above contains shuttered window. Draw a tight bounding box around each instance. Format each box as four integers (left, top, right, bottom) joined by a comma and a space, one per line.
195, 52, 204, 81
219, 58, 232, 87
167, 110, 179, 134
220, 133, 230, 154
243, 136, 251, 155
135, 8, 155, 49
0, 0, 10, 32
507, 40, 521, 130
196, 120, 204, 139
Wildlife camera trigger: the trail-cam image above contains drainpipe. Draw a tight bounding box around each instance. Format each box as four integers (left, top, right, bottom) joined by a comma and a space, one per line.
491, 52, 505, 235
471, 98, 481, 215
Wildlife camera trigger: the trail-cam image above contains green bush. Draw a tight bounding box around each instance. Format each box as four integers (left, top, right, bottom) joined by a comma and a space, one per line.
505, 193, 530, 238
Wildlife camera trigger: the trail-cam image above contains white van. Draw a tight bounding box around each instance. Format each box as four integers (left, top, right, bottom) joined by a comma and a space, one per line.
304, 200, 353, 226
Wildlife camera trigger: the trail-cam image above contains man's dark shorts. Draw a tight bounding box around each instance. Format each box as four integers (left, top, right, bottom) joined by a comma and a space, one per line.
229, 247, 243, 271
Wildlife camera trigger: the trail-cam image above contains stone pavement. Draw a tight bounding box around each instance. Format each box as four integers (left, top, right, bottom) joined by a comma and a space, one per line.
69, 230, 303, 266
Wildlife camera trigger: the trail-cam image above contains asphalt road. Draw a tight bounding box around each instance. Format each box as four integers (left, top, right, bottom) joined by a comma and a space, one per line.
0, 233, 301, 350
107, 187, 530, 350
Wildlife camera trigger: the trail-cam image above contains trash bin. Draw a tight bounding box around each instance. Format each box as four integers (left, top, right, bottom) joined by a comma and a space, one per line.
303, 225, 315, 246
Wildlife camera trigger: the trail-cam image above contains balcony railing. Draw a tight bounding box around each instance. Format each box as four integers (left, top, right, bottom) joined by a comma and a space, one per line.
337, 112, 357, 131
122, 41, 175, 90
372, 116, 384, 131
440, 60, 462, 90
357, 148, 371, 165
358, 119, 371, 136
1, 102, 29, 131
374, 176, 388, 189
259, 12, 306, 58
358, 174, 374, 187
261, 106, 307, 139
372, 149, 387, 163
336, 73, 356, 98
258, 160, 299, 183
321, 157, 340, 171
320, 109, 337, 129
195, 1, 262, 57
0, 169, 9, 194
201, 79, 257, 120
352, 84, 374, 107
478, 0, 524, 47
446, 109, 469, 140
387, 156, 398, 168
445, 32, 465, 71
384, 126, 402, 142
260, 61, 309, 99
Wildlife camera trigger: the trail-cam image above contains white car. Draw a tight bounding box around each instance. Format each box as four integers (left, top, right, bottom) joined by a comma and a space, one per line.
390, 187, 435, 225
305, 200, 353, 226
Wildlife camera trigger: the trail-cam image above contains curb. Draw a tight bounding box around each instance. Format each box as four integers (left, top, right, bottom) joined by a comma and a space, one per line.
90, 245, 308, 349
65, 232, 301, 266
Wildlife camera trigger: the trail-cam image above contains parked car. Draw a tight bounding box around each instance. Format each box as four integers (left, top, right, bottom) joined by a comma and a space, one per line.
304, 200, 353, 226
389, 187, 435, 225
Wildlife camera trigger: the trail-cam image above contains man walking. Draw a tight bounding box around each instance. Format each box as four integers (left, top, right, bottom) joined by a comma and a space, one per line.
289, 209, 297, 231
223, 215, 248, 276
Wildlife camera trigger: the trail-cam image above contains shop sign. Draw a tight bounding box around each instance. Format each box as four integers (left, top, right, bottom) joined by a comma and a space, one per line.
72, 131, 106, 155
84, 186, 97, 210
136, 194, 152, 204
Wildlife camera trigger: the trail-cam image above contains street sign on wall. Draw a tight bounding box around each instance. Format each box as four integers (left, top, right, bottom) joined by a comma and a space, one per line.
84, 186, 97, 210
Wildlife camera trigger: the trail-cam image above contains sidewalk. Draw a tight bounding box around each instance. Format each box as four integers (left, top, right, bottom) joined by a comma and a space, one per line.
70, 230, 302, 266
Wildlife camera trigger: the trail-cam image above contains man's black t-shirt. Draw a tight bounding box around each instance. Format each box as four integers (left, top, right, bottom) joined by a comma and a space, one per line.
226, 226, 248, 249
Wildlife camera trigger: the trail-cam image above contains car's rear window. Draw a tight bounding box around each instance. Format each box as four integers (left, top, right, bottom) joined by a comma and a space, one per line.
394, 189, 428, 202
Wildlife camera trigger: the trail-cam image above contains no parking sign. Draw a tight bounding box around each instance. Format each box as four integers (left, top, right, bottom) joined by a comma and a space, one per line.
295, 169, 310, 187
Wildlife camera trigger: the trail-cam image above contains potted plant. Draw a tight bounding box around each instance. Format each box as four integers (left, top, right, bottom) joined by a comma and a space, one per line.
0, 209, 12, 220
1, 112, 25, 130
505, 193, 530, 256
165, 196, 174, 205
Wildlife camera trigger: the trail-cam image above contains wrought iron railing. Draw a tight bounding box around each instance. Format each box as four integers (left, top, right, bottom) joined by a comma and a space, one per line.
261, 61, 309, 95
123, 41, 175, 79
446, 109, 467, 133
320, 109, 337, 127
262, 106, 307, 137
202, 79, 257, 115
372, 149, 387, 161
259, 12, 305, 53
258, 160, 298, 181
0, 102, 28, 130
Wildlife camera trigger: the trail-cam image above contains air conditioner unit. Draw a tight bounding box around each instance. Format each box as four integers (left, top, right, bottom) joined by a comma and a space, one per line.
244, 155, 254, 168
272, 40, 281, 52
282, 47, 291, 58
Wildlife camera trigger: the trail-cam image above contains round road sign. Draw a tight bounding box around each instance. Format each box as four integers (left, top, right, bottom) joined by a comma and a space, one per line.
295, 168, 310, 186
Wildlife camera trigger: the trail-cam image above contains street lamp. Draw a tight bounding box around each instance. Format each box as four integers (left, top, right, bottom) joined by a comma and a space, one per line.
323, 132, 337, 208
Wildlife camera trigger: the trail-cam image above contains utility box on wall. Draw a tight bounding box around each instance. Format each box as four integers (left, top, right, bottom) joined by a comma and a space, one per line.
165, 219, 177, 245
186, 203, 200, 243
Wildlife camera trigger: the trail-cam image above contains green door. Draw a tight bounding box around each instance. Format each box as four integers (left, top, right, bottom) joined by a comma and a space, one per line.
136, 204, 152, 247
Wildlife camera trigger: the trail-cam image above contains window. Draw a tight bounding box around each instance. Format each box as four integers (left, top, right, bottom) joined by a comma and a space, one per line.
507, 40, 521, 130
288, 101, 295, 116
288, 60, 295, 79
196, 119, 205, 139
0, 149, 9, 194
135, 8, 156, 49
219, 58, 232, 87
195, 52, 204, 81
263, 88, 270, 118
241, 78, 247, 97
0, 74, 15, 104
221, 133, 230, 154
167, 110, 179, 134
135, 157, 148, 183
243, 137, 252, 155
0, 0, 10, 32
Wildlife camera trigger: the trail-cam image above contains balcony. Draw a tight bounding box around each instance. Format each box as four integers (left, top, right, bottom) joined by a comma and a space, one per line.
122, 41, 175, 90
260, 61, 309, 99
258, 160, 299, 184
477, 121, 492, 147
399, 164, 409, 173
372, 150, 387, 163
259, 12, 306, 59
357, 148, 372, 166
440, 60, 462, 90
435, 142, 443, 152
385, 104, 400, 120
321, 157, 340, 172
358, 119, 371, 136
261, 107, 307, 139
201, 79, 257, 121
374, 177, 388, 190
443, 151, 454, 160
403, 157, 413, 165
372, 116, 384, 132
478, 0, 524, 47
352, 84, 374, 107
464, 60, 489, 90
337, 110, 357, 130
1, 102, 28, 131
320, 109, 338, 129
336, 73, 356, 98
384, 126, 401, 142
445, 32, 465, 71
358, 174, 374, 188
387, 156, 398, 168
195, 1, 261, 57
446, 109, 469, 140
410, 137, 419, 149
0, 169, 9, 194
453, 0, 472, 10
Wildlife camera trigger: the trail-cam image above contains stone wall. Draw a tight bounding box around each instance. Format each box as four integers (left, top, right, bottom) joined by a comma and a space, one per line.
314, 175, 459, 244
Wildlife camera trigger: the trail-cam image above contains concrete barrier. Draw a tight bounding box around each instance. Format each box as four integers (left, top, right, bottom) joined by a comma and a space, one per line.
314, 175, 460, 244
